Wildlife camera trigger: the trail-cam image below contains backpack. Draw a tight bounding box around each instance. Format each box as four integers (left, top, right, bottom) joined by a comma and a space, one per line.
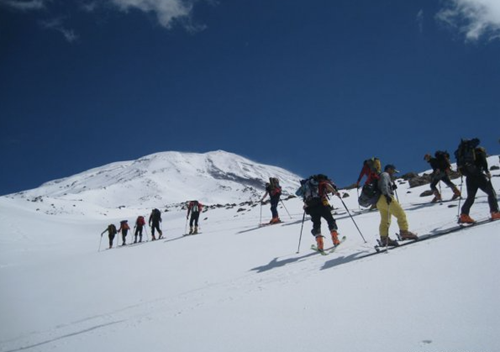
268, 177, 282, 196
190, 201, 200, 212
434, 150, 451, 171
365, 158, 381, 174
108, 224, 117, 235
137, 216, 145, 226
454, 138, 480, 176
358, 177, 381, 207
152, 208, 162, 221
295, 174, 330, 209
120, 220, 130, 230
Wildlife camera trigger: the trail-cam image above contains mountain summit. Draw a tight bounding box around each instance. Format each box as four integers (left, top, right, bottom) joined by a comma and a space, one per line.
12, 150, 301, 209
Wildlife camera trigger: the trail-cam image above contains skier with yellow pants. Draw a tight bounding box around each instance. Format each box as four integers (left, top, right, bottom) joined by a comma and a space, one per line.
377, 164, 418, 246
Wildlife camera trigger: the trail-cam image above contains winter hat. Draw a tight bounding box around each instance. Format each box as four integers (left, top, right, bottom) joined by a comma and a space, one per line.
384, 164, 399, 173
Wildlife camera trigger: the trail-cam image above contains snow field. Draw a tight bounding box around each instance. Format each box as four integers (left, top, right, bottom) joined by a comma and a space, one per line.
1, 156, 499, 352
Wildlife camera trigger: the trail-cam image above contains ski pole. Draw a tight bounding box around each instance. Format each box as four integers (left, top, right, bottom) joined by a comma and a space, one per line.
438, 182, 443, 205
489, 179, 497, 199
356, 187, 361, 211
457, 175, 464, 220
296, 211, 306, 253
338, 196, 367, 243
259, 202, 263, 225
280, 199, 292, 219
184, 216, 189, 235
385, 202, 391, 252
98, 234, 103, 252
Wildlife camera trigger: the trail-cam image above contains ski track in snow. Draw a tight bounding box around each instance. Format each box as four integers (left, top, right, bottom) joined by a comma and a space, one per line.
3, 217, 498, 352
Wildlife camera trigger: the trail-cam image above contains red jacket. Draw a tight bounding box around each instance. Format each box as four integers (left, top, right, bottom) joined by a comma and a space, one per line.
357, 164, 380, 186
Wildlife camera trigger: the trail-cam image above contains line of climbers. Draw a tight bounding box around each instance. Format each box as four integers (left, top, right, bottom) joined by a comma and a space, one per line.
289, 137, 500, 253
101, 138, 499, 252
100, 201, 203, 249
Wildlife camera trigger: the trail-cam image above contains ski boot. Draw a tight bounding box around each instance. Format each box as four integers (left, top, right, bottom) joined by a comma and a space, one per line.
431, 191, 442, 203
459, 214, 475, 224
491, 212, 500, 221
194, 226, 198, 234
380, 236, 399, 247
451, 187, 461, 200
399, 230, 418, 240
331, 230, 340, 246
269, 217, 281, 224
189, 227, 194, 235
315, 235, 325, 252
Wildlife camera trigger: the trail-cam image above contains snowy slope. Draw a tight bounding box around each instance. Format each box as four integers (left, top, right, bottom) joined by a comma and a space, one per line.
0, 155, 499, 352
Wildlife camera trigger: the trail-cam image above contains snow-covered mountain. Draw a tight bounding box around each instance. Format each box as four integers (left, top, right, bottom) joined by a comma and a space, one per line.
8, 150, 301, 216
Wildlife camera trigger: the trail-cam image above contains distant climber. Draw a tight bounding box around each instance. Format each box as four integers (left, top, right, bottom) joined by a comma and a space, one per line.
186, 200, 203, 234
149, 208, 163, 240
134, 215, 146, 243
423, 151, 461, 203
101, 224, 117, 249
117, 220, 130, 246
261, 177, 282, 224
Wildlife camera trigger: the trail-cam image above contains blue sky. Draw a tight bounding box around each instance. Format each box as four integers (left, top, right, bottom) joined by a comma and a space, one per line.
1, 0, 499, 196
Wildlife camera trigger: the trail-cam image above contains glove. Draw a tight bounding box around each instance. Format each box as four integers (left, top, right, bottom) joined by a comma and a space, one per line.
385, 195, 392, 204
392, 184, 398, 190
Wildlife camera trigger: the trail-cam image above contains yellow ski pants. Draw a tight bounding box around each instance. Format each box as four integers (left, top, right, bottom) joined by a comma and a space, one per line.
376, 195, 408, 237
